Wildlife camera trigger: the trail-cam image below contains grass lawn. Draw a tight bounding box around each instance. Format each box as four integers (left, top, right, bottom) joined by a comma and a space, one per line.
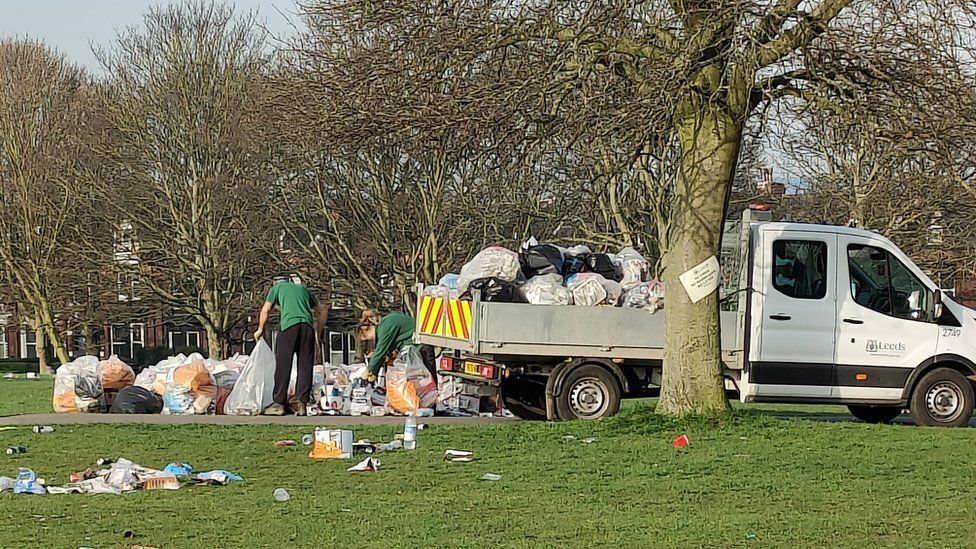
0, 378, 55, 417
2, 379, 975, 547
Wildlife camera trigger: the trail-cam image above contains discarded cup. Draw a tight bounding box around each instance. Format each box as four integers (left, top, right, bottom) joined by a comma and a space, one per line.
301, 434, 313, 446
480, 473, 502, 482
31, 426, 54, 434
5, 446, 26, 455
273, 488, 290, 502
672, 434, 690, 448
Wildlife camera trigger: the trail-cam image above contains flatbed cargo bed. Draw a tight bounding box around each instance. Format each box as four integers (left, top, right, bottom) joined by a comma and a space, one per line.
416, 295, 741, 363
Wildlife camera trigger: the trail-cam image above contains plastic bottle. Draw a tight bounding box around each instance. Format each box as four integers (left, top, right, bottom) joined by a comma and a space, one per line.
404, 416, 417, 450
31, 426, 54, 434
273, 488, 290, 502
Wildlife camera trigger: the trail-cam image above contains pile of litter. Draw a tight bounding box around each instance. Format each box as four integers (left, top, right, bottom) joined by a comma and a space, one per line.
52, 342, 506, 418
423, 241, 665, 311
0, 459, 242, 496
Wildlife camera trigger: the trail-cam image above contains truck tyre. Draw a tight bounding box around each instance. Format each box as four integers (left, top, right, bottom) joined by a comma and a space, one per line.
909, 368, 975, 427
554, 364, 621, 420
847, 405, 902, 424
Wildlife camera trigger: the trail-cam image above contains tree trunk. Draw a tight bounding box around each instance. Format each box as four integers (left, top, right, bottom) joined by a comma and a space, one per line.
35, 323, 52, 375
656, 104, 742, 416
82, 323, 95, 355
204, 323, 226, 360
35, 298, 69, 365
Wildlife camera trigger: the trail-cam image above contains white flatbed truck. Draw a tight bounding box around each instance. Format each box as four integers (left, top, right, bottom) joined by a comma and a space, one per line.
416, 209, 976, 426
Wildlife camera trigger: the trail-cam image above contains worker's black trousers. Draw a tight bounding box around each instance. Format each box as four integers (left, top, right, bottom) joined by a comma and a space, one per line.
273, 323, 315, 406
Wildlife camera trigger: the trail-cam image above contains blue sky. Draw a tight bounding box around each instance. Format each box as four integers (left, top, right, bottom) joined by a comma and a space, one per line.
0, 0, 299, 73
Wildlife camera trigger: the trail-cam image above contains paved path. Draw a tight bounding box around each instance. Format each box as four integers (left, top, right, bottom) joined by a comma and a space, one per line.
0, 413, 520, 427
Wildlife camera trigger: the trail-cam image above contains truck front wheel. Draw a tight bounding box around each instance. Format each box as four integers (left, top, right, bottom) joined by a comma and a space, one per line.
909, 367, 975, 427
847, 405, 902, 424
554, 364, 621, 421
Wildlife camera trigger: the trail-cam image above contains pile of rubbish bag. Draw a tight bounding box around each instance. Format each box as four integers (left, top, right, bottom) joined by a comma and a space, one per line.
424, 240, 665, 312
53, 340, 498, 418
0, 459, 242, 496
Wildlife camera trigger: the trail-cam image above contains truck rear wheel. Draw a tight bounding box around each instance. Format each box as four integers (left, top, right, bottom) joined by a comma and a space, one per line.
847, 405, 902, 424
909, 367, 975, 427
554, 364, 621, 421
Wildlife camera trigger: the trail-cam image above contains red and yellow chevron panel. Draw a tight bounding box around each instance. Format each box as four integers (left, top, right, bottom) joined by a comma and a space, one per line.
417, 296, 472, 340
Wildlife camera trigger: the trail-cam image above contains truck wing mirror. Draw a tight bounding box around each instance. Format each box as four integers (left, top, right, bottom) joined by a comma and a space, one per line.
934, 290, 944, 321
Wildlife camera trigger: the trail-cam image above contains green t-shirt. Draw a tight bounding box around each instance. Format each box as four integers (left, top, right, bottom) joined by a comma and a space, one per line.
367, 312, 416, 375
267, 282, 317, 331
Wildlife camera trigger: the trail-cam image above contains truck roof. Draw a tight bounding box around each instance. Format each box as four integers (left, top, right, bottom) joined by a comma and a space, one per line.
755, 221, 887, 242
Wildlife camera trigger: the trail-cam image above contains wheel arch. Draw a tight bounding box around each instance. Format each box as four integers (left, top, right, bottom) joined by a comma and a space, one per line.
901, 354, 976, 402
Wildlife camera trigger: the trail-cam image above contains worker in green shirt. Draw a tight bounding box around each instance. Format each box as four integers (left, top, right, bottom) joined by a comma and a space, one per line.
254, 279, 327, 416
361, 311, 437, 384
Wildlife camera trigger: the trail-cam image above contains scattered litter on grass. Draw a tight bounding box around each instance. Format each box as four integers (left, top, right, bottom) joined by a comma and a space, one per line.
481, 473, 502, 481
6, 446, 26, 455
445, 449, 478, 462
273, 488, 290, 502
347, 457, 380, 472
14, 468, 45, 495
0, 426, 16, 432
561, 435, 576, 442
0, 476, 13, 492
581, 437, 597, 444
163, 462, 193, 477
340, 508, 352, 513
196, 470, 243, 485
142, 474, 181, 490
32, 426, 55, 434
274, 440, 296, 447
301, 434, 313, 445
672, 434, 690, 448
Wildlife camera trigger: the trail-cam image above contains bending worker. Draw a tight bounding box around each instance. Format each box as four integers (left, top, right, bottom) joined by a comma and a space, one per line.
362, 311, 437, 384
254, 278, 326, 416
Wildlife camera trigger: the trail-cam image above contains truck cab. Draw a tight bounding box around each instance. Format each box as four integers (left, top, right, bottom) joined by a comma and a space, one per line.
740, 221, 976, 426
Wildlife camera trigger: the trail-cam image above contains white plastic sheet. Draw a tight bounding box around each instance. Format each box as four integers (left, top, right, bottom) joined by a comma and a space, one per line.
224, 340, 276, 415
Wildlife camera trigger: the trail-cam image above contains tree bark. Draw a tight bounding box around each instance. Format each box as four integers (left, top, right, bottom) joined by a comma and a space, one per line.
34, 321, 51, 375
656, 103, 741, 415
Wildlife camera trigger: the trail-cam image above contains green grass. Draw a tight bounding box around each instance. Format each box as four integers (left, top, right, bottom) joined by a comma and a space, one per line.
2, 401, 976, 548
0, 378, 54, 416
0, 382, 968, 547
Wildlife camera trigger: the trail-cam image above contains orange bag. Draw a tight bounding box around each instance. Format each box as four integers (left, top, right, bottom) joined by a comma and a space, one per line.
172, 362, 216, 398
99, 359, 135, 390
54, 391, 78, 413
385, 346, 436, 414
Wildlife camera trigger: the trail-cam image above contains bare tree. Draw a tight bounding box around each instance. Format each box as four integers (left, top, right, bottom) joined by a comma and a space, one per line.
0, 39, 93, 371
288, 0, 976, 415
92, 2, 277, 358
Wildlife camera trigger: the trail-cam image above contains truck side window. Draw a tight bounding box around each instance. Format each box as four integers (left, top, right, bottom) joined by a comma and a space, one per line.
772, 240, 827, 299
847, 245, 930, 321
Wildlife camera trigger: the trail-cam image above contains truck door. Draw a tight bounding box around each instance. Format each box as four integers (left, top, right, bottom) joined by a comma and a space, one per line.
833, 236, 939, 401
750, 229, 837, 398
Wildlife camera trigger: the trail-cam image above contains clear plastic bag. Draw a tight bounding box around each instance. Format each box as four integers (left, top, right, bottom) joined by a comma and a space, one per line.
522, 274, 572, 305
224, 340, 276, 415
53, 356, 102, 413
385, 346, 437, 414
615, 247, 650, 289
566, 273, 621, 306
456, 246, 520, 293
621, 279, 666, 312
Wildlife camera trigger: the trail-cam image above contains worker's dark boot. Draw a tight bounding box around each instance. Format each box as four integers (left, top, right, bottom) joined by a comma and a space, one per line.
291, 402, 307, 417
262, 403, 286, 416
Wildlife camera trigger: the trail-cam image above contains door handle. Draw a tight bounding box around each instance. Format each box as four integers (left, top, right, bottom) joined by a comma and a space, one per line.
843, 318, 864, 325
769, 314, 792, 321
